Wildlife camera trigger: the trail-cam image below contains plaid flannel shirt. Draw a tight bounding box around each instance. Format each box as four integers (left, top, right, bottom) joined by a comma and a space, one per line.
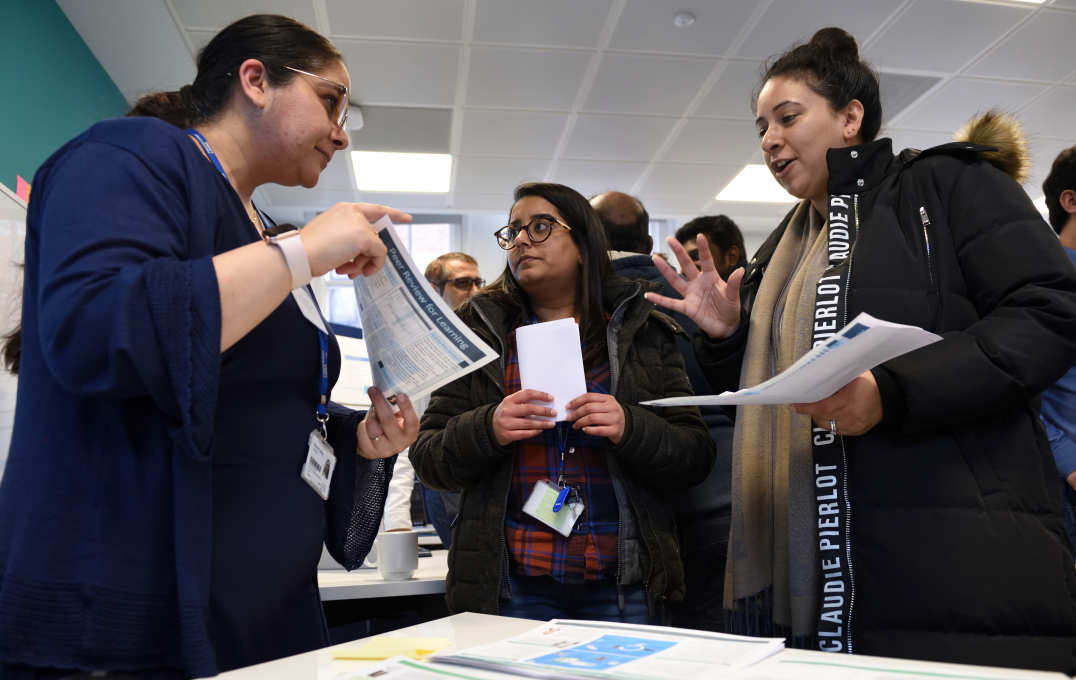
503, 324, 619, 583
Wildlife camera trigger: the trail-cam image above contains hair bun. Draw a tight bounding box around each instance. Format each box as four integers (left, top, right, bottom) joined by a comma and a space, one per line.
808, 27, 859, 62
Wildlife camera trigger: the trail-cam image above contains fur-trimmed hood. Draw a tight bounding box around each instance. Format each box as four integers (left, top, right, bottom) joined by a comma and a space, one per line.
953, 110, 1030, 183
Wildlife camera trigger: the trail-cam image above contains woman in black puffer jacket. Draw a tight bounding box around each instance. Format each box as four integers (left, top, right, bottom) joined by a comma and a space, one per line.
649, 26, 1076, 673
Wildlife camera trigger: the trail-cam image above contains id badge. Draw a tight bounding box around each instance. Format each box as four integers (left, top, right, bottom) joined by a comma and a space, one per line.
522, 479, 584, 537
301, 429, 336, 500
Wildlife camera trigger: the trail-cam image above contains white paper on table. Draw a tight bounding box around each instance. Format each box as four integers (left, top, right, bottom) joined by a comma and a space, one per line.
429, 619, 784, 680
643, 312, 941, 407
516, 318, 587, 422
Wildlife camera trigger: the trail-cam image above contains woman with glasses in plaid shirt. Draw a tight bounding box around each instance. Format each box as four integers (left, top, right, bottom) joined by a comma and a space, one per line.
411, 182, 714, 622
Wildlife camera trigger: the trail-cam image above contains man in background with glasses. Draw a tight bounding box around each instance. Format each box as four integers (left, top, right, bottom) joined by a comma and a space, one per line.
426, 252, 485, 310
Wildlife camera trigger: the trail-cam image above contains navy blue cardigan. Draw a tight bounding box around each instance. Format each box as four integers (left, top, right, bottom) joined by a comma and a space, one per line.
0, 118, 388, 677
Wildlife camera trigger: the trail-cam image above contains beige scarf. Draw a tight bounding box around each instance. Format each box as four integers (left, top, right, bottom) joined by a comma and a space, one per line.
724, 201, 829, 637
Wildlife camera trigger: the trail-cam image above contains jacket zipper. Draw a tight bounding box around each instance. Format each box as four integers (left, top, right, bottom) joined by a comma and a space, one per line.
841, 195, 860, 329
607, 291, 630, 596
841, 435, 855, 654
919, 206, 936, 289
472, 303, 513, 611
840, 194, 859, 652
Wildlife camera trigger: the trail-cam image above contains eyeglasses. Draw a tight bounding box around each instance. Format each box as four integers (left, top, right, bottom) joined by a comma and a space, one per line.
442, 276, 485, 291
494, 215, 572, 250
284, 65, 349, 128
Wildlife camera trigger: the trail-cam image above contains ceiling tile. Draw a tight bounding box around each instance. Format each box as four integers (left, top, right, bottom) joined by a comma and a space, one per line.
583, 54, 715, 116
186, 29, 214, 55
359, 192, 451, 210
454, 157, 551, 195
635, 195, 711, 217
1019, 86, 1076, 139
865, 0, 1029, 73
735, 0, 896, 60
349, 106, 452, 153
337, 40, 460, 107
58, 0, 193, 103
474, 0, 611, 48
171, 0, 317, 29
968, 9, 1076, 82
878, 73, 942, 125
694, 60, 763, 119
660, 118, 760, 164
610, 0, 758, 56
563, 115, 677, 162
890, 78, 1047, 132
467, 47, 590, 110
451, 193, 515, 212
326, 0, 464, 41
551, 160, 648, 197
1027, 137, 1071, 191
459, 110, 568, 157
639, 163, 741, 198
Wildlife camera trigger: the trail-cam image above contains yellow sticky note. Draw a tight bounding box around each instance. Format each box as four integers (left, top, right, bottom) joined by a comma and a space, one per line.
331, 636, 451, 660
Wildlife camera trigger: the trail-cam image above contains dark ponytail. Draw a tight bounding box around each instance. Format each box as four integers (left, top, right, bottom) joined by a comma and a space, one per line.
754, 27, 882, 143
127, 14, 343, 128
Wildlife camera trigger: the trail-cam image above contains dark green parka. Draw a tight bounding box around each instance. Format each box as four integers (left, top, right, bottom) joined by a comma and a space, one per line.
410, 277, 715, 615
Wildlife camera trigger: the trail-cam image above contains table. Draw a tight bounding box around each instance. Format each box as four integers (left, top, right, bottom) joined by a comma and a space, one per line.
318, 549, 448, 601
217, 612, 1067, 679
217, 612, 534, 678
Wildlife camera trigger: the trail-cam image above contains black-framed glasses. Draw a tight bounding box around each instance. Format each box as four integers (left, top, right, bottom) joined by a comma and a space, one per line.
442, 276, 485, 291
284, 65, 349, 128
494, 215, 572, 250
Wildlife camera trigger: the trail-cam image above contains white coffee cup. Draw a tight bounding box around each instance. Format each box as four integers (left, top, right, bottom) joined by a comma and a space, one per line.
364, 530, 418, 580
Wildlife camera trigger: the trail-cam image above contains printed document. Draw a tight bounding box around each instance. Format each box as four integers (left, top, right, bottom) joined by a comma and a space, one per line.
427, 619, 783, 680
642, 312, 941, 407
516, 318, 587, 421
353, 217, 498, 403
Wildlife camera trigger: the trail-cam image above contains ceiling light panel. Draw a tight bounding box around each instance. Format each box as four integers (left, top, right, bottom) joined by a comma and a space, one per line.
351, 151, 453, 193
716, 164, 797, 203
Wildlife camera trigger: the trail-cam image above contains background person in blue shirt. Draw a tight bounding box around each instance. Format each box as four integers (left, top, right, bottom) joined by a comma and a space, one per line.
1041, 144, 1076, 549
0, 14, 418, 679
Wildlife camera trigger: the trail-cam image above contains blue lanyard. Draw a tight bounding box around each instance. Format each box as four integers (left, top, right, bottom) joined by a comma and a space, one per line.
187, 128, 332, 438
185, 128, 229, 181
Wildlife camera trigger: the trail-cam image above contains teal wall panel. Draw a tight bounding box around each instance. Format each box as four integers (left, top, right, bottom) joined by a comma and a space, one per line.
0, 0, 128, 191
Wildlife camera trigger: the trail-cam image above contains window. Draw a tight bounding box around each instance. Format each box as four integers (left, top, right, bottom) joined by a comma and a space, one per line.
320, 215, 460, 329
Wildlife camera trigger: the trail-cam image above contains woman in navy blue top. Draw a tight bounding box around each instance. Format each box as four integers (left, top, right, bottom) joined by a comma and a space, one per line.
0, 15, 419, 678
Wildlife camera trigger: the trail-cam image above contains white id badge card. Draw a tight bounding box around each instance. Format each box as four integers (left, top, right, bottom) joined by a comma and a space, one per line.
301, 430, 336, 500
522, 480, 585, 537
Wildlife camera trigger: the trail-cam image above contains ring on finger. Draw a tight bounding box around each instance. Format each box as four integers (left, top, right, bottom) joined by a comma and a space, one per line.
829, 419, 838, 436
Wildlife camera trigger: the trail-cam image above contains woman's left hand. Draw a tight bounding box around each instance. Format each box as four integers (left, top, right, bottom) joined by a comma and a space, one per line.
791, 371, 883, 437
567, 393, 626, 445
356, 387, 419, 460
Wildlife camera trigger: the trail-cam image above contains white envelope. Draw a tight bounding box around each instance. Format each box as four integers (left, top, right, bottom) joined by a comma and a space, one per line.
515, 318, 587, 422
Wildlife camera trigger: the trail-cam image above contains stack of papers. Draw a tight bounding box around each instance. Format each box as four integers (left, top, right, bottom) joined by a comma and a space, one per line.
340, 620, 784, 679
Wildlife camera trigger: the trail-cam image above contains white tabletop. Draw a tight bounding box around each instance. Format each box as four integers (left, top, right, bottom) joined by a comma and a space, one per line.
216, 612, 1069, 679
317, 549, 448, 601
